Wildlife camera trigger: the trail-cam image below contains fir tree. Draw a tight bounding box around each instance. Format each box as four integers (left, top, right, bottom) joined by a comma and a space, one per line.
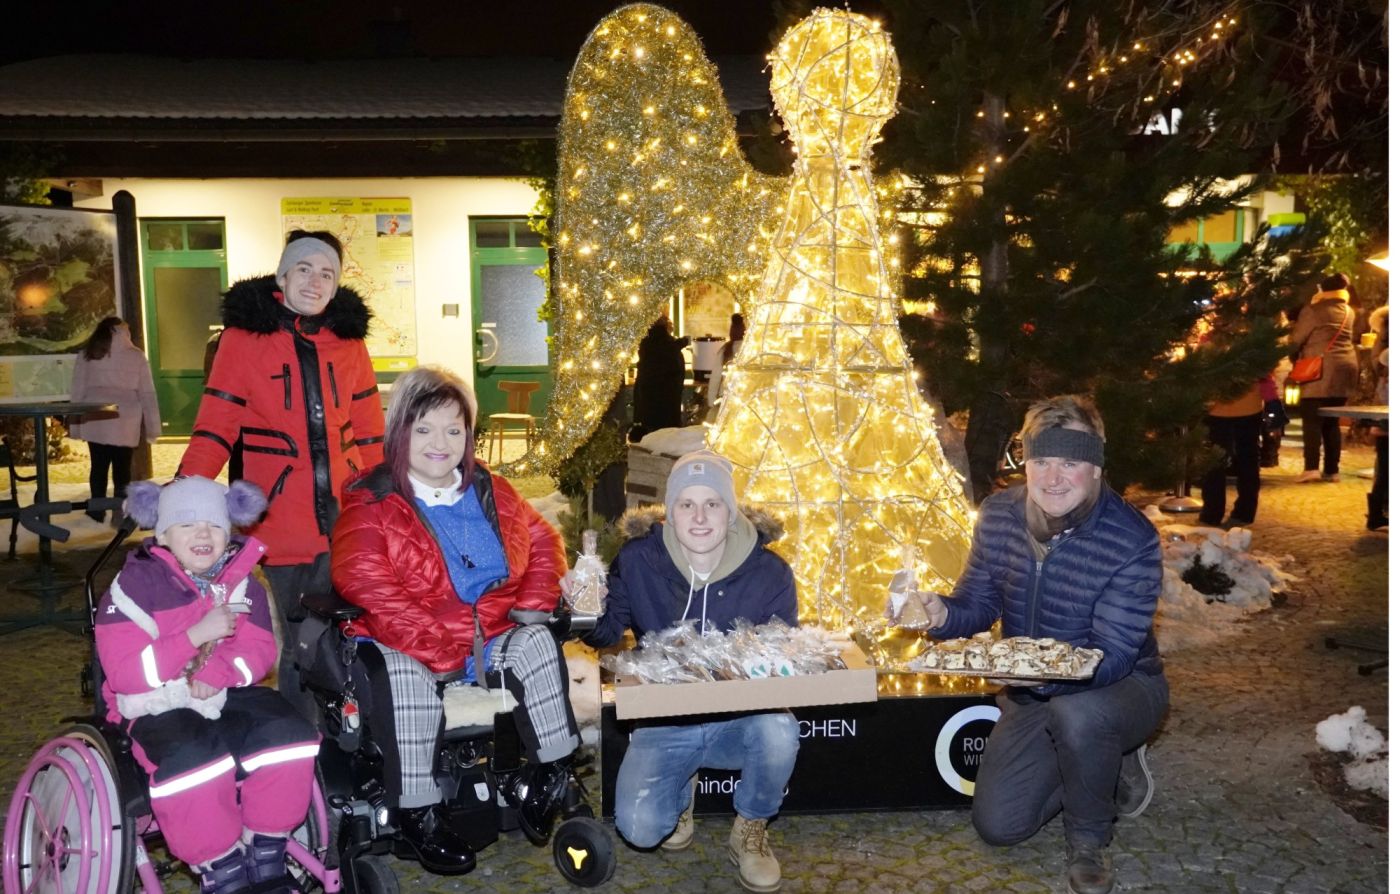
875, 1, 1327, 499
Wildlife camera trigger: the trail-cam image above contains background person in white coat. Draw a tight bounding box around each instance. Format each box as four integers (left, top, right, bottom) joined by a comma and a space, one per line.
69, 317, 162, 523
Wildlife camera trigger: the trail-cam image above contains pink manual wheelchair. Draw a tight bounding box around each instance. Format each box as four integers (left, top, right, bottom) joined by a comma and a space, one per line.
2, 521, 340, 894
4, 521, 614, 893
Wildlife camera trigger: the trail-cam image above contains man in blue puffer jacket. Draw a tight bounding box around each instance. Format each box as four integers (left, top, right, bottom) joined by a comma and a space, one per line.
890, 395, 1167, 894
580, 450, 798, 893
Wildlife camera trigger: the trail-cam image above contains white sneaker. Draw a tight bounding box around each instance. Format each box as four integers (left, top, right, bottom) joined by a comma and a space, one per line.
659, 774, 697, 851
728, 816, 781, 893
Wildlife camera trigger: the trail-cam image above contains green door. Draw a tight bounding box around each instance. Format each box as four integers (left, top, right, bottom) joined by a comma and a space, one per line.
470, 218, 552, 418
140, 220, 229, 436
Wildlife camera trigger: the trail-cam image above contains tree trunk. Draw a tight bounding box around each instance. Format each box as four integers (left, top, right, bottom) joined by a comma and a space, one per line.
964, 91, 1016, 503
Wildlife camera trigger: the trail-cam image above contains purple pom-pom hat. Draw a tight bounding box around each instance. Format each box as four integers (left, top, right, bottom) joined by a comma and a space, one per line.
122, 477, 267, 535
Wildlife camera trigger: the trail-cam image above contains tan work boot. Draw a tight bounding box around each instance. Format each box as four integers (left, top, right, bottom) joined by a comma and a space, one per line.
728, 816, 781, 892
659, 774, 698, 851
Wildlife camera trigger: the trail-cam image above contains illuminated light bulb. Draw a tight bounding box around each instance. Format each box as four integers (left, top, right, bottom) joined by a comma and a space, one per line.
1067, 80, 1077, 89
643, 105, 656, 115
1144, 95, 1155, 102
976, 164, 986, 173
634, 47, 645, 59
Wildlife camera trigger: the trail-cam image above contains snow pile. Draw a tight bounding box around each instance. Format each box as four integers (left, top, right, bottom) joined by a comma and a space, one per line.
528, 490, 572, 529
1150, 521, 1298, 653
636, 426, 706, 458
1316, 706, 1388, 799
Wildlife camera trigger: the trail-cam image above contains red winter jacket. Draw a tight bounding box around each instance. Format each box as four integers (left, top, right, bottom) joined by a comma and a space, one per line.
330, 462, 566, 675
180, 276, 385, 566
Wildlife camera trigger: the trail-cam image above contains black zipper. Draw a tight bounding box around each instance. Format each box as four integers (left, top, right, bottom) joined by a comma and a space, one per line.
271, 364, 292, 411
328, 362, 340, 407
267, 464, 294, 504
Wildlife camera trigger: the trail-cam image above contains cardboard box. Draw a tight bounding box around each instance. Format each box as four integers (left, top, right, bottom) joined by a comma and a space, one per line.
610, 641, 877, 720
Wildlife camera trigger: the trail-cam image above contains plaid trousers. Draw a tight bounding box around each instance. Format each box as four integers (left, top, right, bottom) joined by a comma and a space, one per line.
370, 624, 579, 808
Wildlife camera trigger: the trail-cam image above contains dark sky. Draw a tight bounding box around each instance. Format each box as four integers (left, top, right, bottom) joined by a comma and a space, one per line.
2, 1, 819, 63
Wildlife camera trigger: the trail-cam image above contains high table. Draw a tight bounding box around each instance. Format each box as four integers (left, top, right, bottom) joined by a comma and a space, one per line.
0, 400, 118, 634
1316, 404, 1387, 673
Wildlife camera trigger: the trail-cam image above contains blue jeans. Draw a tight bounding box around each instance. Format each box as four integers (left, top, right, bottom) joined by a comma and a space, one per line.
971, 671, 1169, 849
614, 711, 799, 848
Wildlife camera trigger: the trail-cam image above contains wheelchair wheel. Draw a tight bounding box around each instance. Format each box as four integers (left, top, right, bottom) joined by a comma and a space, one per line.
3, 724, 136, 894
551, 817, 615, 888
350, 854, 399, 894
286, 772, 333, 890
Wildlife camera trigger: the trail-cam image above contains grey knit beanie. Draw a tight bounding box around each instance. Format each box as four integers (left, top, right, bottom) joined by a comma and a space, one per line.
276, 237, 342, 287
665, 450, 739, 522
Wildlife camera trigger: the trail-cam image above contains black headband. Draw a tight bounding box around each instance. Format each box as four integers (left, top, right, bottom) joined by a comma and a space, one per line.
1023, 427, 1104, 466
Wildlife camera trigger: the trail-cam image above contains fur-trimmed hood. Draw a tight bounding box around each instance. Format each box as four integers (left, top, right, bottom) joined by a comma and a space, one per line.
616, 503, 786, 543
222, 274, 372, 340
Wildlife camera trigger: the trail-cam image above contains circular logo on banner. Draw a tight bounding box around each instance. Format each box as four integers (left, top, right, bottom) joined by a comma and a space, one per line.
934, 704, 1001, 795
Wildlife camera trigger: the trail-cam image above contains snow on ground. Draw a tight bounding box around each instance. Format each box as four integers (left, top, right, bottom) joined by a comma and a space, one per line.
1140, 507, 1299, 654
1316, 706, 1389, 799
635, 426, 706, 457
528, 490, 572, 529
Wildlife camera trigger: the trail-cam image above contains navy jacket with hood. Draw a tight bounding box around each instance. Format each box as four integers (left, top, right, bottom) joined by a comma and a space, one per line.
932, 484, 1164, 698
586, 505, 797, 649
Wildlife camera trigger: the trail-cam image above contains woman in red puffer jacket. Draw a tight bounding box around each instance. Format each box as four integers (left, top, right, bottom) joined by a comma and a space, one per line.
330, 366, 578, 869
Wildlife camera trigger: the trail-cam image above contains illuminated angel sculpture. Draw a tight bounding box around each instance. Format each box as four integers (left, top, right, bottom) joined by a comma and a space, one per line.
535, 4, 973, 644
515, 3, 784, 474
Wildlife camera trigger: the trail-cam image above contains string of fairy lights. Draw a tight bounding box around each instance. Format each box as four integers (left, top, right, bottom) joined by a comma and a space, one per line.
708, 9, 973, 665
912, 9, 1243, 179
511, 3, 784, 477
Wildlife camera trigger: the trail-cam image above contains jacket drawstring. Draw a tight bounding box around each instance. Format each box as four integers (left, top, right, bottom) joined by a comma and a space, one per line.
680, 566, 712, 632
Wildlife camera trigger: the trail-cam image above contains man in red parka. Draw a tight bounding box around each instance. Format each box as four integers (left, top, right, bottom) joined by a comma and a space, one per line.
179, 230, 385, 718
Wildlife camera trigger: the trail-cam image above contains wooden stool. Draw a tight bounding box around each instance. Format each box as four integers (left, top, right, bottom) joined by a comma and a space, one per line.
485, 380, 540, 464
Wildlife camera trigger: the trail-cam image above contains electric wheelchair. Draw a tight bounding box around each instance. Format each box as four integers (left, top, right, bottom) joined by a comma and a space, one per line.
3, 521, 616, 893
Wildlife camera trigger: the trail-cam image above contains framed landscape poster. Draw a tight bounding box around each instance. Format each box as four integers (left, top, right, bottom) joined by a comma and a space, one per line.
0, 204, 120, 402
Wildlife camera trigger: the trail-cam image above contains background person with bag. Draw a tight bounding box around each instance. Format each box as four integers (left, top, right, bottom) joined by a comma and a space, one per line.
1289, 273, 1358, 482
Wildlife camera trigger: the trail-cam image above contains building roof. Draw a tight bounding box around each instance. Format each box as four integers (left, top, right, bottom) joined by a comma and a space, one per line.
0, 53, 771, 131
0, 53, 775, 177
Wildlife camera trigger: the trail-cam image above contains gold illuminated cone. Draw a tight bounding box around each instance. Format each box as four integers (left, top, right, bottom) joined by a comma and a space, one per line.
709, 10, 973, 651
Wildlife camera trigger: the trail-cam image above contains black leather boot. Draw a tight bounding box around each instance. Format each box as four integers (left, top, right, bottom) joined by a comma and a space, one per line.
508, 759, 572, 844
1066, 844, 1115, 894
392, 804, 476, 875
1367, 493, 1388, 530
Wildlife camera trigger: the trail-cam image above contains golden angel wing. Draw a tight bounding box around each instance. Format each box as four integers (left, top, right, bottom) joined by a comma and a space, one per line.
515, 2, 785, 474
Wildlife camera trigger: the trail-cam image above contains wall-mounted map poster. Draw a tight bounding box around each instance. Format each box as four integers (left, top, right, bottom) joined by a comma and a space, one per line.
0, 204, 120, 401
281, 197, 417, 363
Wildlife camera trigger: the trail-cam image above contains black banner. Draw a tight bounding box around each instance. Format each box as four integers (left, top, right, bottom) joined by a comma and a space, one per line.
599, 694, 999, 817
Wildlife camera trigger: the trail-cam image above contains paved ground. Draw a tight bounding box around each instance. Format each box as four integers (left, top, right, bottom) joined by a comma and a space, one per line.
0, 444, 1388, 893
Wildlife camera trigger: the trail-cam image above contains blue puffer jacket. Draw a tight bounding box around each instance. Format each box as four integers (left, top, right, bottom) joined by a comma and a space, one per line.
585, 506, 797, 649
932, 484, 1164, 697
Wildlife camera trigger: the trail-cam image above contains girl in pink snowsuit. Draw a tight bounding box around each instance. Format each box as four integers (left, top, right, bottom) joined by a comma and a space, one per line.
95, 477, 319, 894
